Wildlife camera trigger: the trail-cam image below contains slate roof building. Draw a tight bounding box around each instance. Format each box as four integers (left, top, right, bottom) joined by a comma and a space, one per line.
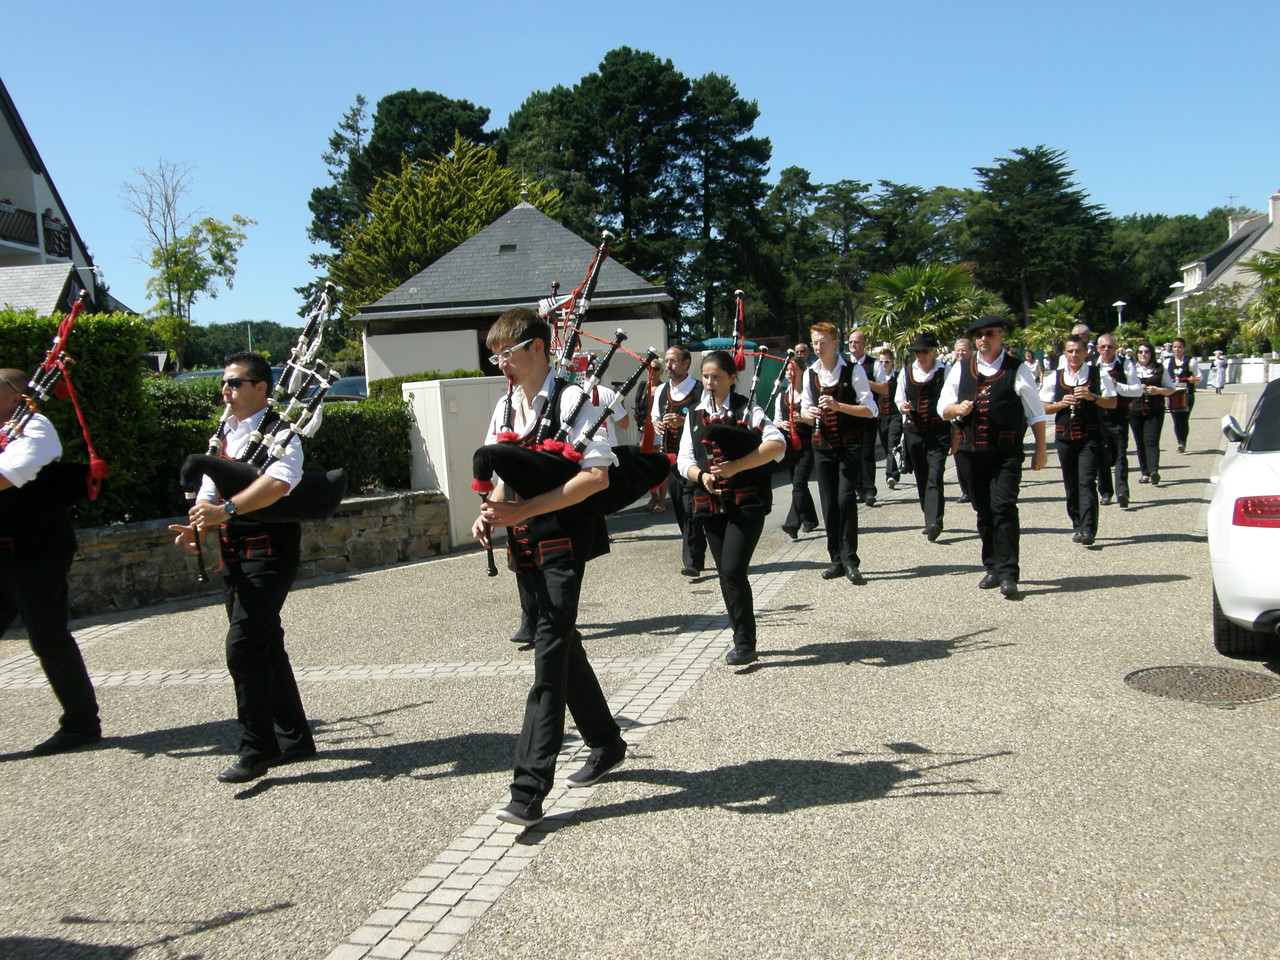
354, 201, 675, 380
1171, 191, 1280, 309
0, 77, 129, 314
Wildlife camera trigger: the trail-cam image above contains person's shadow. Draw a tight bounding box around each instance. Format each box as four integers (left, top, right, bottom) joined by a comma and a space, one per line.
571, 743, 1010, 825
747, 627, 1010, 670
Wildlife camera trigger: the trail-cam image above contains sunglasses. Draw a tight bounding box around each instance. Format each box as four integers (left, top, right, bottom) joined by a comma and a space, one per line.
974, 328, 1001, 338
222, 378, 262, 389
488, 338, 533, 365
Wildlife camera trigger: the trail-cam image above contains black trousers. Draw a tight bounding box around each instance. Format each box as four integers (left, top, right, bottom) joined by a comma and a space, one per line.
952, 429, 971, 498
903, 428, 949, 529
1170, 391, 1195, 447
878, 413, 903, 483
701, 510, 766, 650
1097, 419, 1130, 501
783, 445, 818, 530
0, 552, 98, 735
1056, 436, 1103, 536
220, 523, 312, 766
1129, 412, 1164, 478
956, 449, 1024, 581
668, 470, 706, 571
511, 562, 620, 803
855, 421, 878, 499
813, 445, 861, 571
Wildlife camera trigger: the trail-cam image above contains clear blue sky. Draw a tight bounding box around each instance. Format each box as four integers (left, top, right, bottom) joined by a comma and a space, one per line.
4, 0, 1276, 325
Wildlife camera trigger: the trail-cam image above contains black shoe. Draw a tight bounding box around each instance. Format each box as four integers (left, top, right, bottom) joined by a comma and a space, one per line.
567, 738, 627, 786
801, 522, 818, 533
886, 477, 898, 489
999, 578, 1018, 598
1139, 475, 1150, 484
957, 493, 971, 503
1177, 444, 1185, 453
926, 524, 942, 542
725, 645, 759, 666
781, 525, 799, 540
217, 760, 269, 783
864, 496, 876, 507
1072, 530, 1083, 543
820, 563, 845, 580
1150, 473, 1160, 486
1118, 495, 1129, 508
680, 566, 700, 578
978, 572, 1000, 590
1079, 533, 1095, 546
497, 798, 544, 827
270, 744, 318, 767
1100, 495, 1113, 506
846, 567, 865, 585
509, 629, 534, 645
30, 728, 101, 756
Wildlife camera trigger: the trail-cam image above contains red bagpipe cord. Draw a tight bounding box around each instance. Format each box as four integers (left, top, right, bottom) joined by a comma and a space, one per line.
53, 360, 109, 500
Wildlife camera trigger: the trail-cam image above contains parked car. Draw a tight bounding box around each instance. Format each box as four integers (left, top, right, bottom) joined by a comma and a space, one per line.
303, 375, 367, 402
1207, 378, 1280, 655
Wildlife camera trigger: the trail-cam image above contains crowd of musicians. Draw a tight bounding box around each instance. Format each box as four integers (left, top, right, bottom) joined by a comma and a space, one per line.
1, 308, 1209, 829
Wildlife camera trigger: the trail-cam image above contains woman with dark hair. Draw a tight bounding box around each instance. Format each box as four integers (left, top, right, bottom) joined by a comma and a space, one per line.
1128, 342, 1176, 486
677, 350, 785, 666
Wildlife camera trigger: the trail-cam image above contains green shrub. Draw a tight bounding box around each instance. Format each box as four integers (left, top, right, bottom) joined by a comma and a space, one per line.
368, 369, 483, 401
306, 398, 412, 491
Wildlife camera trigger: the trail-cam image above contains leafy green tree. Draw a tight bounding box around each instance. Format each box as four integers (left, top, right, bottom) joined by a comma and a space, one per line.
812, 179, 872, 328
861, 263, 978, 348
759, 167, 832, 342
307, 94, 370, 257
966, 146, 1109, 323
185, 320, 305, 369
1020, 295, 1085, 355
1240, 250, 1280, 345
121, 160, 254, 371
329, 135, 561, 314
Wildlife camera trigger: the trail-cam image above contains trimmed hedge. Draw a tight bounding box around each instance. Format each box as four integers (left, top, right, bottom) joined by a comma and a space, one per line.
368, 368, 484, 401
1, 309, 412, 527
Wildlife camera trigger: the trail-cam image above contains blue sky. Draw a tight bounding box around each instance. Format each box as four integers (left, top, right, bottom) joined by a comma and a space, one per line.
4, 0, 1277, 325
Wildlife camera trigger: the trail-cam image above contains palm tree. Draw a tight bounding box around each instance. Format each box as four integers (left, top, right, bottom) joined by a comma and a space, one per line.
1019, 295, 1084, 353
1240, 250, 1280, 343
861, 263, 977, 348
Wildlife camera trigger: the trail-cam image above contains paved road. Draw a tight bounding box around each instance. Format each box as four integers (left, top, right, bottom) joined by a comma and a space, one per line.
2, 385, 1277, 960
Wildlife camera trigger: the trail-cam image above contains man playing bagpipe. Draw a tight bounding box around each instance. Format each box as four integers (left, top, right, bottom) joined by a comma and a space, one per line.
0, 367, 100, 755
170, 352, 316, 784
472, 309, 627, 828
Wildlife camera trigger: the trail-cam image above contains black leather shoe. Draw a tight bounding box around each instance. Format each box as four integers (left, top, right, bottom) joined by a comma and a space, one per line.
1072, 530, 1083, 543
864, 496, 876, 507
846, 568, 865, 585
999, 578, 1018, 598
509, 629, 533, 645
801, 522, 818, 533
1100, 495, 1113, 506
820, 563, 845, 580
1138, 475, 1150, 484
725, 645, 759, 666
567, 738, 627, 786
30, 729, 101, 756
957, 493, 971, 504
1118, 495, 1129, 508
217, 760, 269, 783
978, 572, 1000, 590
781, 525, 799, 540
680, 566, 700, 578
1079, 533, 1095, 546
926, 524, 942, 542
1150, 473, 1160, 486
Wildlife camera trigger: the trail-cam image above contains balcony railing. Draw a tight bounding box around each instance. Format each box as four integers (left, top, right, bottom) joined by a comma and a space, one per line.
0, 202, 38, 247
43, 219, 70, 258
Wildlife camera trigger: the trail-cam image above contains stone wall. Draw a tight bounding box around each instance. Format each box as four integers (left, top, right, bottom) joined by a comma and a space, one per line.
68, 490, 448, 617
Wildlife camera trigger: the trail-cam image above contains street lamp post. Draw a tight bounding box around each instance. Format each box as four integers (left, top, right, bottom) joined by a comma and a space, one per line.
1112, 300, 1126, 335
1169, 282, 1185, 337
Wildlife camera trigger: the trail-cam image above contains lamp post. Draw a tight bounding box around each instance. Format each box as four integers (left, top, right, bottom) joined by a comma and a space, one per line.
1112, 300, 1126, 336
1169, 282, 1185, 337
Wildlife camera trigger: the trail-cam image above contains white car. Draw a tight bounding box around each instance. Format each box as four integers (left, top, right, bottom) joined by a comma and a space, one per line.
1207, 378, 1280, 655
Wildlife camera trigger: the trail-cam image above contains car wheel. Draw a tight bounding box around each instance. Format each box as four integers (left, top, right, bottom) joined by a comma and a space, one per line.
1212, 587, 1272, 657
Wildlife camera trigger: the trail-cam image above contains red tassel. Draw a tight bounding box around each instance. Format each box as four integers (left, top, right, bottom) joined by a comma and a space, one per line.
55, 381, 71, 400
666, 453, 677, 466
733, 347, 746, 371
471, 478, 494, 493
494, 431, 520, 443
86, 455, 110, 501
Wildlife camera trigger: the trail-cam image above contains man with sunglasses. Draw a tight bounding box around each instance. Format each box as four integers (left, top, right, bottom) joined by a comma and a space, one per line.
170, 352, 315, 783
0, 368, 101, 756
1094, 334, 1143, 508
896, 333, 951, 541
940, 317, 1049, 598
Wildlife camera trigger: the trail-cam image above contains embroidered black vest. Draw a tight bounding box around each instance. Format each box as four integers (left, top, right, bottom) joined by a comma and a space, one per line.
1131, 366, 1165, 418
689, 393, 773, 517
956, 351, 1027, 453
656, 379, 703, 454
1053, 365, 1103, 441
1100, 362, 1131, 423
808, 364, 863, 450
903, 366, 947, 435
1166, 357, 1195, 411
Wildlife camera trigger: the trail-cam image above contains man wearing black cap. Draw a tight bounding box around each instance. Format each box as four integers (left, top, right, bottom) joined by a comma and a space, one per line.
895, 333, 951, 541
939, 316, 1049, 597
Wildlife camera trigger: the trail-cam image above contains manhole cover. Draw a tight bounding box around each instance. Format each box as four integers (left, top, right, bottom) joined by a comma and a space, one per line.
1124, 665, 1280, 705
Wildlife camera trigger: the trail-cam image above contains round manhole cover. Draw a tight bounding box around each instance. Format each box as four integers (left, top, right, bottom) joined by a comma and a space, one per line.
1124, 665, 1280, 705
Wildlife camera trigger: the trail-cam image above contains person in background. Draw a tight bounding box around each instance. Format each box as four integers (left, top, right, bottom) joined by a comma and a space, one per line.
1024, 349, 1043, 387
1094, 334, 1142, 508
1207, 350, 1228, 394
775, 353, 818, 539
1128, 342, 1177, 487
896, 333, 951, 542
651, 346, 706, 578
950, 337, 974, 504
873, 346, 903, 490
845, 329, 880, 506
1165, 337, 1201, 453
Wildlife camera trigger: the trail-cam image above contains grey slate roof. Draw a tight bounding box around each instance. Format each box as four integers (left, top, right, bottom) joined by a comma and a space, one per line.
355, 202, 674, 322
1181, 214, 1269, 293
0, 263, 78, 314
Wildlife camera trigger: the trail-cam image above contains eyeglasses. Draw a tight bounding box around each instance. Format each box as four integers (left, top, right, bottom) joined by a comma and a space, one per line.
810, 339, 832, 347
1098, 343, 1117, 350
488, 338, 533, 365
222, 378, 262, 389
974, 328, 1001, 338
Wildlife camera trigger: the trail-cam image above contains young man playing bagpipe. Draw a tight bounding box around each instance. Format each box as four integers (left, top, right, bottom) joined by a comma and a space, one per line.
0, 368, 101, 755
170, 352, 315, 784
472, 309, 627, 828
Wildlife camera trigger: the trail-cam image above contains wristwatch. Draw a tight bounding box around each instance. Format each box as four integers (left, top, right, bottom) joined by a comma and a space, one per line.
223, 500, 238, 516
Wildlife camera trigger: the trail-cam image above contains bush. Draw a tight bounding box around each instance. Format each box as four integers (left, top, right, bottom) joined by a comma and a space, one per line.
306, 398, 412, 491
368, 369, 483, 401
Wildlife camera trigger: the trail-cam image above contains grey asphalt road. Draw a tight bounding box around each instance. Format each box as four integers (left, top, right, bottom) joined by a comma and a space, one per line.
1, 384, 1276, 960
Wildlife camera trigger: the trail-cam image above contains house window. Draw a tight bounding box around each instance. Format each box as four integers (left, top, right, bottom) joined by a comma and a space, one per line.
499, 243, 517, 254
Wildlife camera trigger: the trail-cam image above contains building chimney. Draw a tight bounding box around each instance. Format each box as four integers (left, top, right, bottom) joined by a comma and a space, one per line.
1271, 191, 1280, 225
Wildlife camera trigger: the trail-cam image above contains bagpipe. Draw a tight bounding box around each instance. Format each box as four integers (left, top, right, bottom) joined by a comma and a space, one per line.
0, 290, 110, 504
180, 282, 349, 582
538, 230, 614, 381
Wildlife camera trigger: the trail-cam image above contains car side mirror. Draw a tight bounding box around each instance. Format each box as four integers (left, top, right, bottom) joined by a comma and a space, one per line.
1221, 414, 1246, 444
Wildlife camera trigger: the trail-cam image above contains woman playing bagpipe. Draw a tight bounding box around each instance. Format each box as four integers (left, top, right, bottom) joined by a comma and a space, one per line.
471, 308, 628, 829
773, 346, 818, 540
676, 350, 785, 667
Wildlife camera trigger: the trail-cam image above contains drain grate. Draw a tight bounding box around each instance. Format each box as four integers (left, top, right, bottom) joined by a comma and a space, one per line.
1124, 665, 1280, 705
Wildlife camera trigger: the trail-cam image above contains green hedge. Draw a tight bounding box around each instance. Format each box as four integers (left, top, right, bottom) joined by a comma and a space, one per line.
368, 368, 484, 401
1, 309, 413, 527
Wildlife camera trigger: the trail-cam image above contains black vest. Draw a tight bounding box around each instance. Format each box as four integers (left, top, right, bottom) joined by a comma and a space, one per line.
956, 352, 1027, 453
1099, 361, 1131, 423
0, 476, 76, 560
689, 393, 773, 517
903, 365, 948, 435
1053, 365, 1104, 441
1131, 366, 1165, 418
1166, 357, 1195, 413
656, 379, 703, 453
808, 364, 863, 450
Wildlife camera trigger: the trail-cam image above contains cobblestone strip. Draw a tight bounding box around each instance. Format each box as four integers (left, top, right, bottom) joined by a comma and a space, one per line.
0, 613, 176, 680
0, 657, 643, 691
324, 536, 816, 960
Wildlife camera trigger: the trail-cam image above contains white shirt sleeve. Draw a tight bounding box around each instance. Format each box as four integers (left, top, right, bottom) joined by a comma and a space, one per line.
0, 414, 61, 487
